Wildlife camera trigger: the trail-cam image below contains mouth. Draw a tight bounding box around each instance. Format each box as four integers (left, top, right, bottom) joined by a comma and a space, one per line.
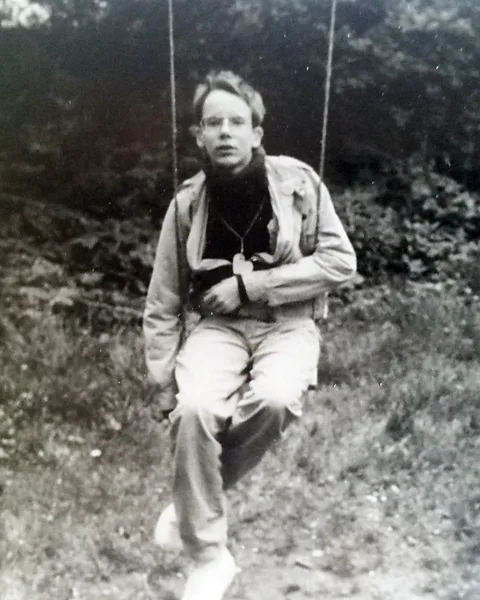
216, 145, 235, 154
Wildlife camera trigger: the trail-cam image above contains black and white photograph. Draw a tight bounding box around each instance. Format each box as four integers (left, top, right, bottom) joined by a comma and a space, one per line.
1, 1, 479, 599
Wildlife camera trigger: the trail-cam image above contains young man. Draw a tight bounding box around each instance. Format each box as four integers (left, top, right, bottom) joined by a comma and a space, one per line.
144, 71, 356, 600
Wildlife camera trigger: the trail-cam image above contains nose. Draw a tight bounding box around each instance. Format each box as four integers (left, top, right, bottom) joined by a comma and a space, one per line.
219, 118, 231, 135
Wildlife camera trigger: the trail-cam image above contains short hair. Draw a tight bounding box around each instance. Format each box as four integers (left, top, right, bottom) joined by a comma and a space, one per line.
193, 71, 266, 127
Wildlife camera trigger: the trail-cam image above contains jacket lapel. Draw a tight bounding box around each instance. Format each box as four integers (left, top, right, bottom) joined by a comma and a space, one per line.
186, 176, 208, 270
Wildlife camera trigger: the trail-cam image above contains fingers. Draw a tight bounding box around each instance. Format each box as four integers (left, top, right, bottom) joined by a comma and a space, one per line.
202, 279, 239, 314
208, 299, 228, 314
199, 292, 224, 315
201, 295, 232, 315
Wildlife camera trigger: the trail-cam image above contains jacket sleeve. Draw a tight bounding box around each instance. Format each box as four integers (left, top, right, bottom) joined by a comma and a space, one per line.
143, 198, 188, 394
242, 179, 357, 306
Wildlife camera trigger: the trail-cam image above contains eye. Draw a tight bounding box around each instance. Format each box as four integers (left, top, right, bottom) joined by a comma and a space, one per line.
205, 117, 223, 128
231, 116, 246, 127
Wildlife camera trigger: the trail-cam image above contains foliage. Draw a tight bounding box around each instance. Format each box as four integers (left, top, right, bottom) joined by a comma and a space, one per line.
1, 154, 479, 331
0, 316, 151, 439
1, 0, 479, 203
0, 195, 156, 328
1, 0, 479, 327
334, 159, 480, 282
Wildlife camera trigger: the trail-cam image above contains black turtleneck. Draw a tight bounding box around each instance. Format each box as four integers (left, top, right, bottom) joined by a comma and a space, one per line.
202, 149, 272, 261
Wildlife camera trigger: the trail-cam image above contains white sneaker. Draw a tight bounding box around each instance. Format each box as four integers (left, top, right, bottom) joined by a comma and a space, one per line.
181, 548, 238, 600
154, 503, 183, 552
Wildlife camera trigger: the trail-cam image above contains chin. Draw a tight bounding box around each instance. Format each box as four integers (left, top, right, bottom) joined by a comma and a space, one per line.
212, 158, 240, 171
213, 154, 251, 172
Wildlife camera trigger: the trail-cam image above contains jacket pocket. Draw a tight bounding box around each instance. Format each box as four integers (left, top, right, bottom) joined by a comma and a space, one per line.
300, 216, 318, 255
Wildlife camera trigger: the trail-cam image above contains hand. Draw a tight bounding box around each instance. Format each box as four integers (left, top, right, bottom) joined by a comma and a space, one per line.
201, 277, 241, 315
146, 383, 177, 421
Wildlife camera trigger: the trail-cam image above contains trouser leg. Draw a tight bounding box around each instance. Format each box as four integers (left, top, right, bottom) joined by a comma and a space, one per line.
169, 316, 320, 560
170, 318, 249, 561
222, 317, 320, 489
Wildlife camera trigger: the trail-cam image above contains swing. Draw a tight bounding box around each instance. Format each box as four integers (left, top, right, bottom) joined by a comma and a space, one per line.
146, 6, 340, 597
167, 0, 338, 361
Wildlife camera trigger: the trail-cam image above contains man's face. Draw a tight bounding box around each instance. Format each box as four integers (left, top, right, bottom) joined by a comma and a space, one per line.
196, 89, 263, 174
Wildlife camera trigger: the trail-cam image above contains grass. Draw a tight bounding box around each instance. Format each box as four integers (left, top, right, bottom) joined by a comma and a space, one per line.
1, 286, 479, 600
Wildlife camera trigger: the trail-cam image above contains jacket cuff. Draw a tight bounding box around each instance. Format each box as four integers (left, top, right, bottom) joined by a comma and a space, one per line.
242, 271, 269, 304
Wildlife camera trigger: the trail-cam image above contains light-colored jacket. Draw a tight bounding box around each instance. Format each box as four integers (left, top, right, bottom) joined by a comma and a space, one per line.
144, 155, 356, 403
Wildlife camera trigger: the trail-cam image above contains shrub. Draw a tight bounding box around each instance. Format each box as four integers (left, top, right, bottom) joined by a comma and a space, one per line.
334, 159, 480, 282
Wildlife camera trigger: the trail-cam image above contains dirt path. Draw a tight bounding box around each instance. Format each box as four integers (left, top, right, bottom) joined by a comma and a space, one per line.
53, 551, 442, 600
42, 523, 467, 600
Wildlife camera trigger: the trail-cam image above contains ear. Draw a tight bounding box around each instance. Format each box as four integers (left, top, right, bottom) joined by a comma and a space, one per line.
252, 126, 264, 149
189, 124, 200, 138
190, 124, 205, 150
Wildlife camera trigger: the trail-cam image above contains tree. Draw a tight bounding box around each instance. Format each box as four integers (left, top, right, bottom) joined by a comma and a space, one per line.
1, 0, 479, 199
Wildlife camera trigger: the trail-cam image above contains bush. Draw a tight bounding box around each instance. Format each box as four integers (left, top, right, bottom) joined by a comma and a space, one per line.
334, 159, 480, 282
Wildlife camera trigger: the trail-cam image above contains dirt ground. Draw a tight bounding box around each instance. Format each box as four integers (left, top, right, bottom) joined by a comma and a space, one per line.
3, 415, 478, 600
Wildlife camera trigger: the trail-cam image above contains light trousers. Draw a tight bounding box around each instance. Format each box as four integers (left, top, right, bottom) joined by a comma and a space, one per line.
169, 315, 321, 561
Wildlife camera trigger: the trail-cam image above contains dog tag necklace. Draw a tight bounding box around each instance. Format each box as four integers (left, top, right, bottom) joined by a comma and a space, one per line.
217, 197, 266, 275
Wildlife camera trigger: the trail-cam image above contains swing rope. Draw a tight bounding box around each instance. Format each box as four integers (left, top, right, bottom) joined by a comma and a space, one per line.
167, 0, 178, 193
167, 0, 338, 332
318, 0, 337, 186
316, 0, 338, 321
167, 0, 187, 344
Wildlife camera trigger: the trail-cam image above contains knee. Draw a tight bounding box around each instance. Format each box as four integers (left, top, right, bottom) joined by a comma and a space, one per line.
171, 399, 209, 422
260, 394, 288, 415
251, 393, 298, 441
251, 385, 304, 420
170, 399, 222, 436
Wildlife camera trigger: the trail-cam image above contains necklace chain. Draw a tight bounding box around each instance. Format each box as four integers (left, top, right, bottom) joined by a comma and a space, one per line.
216, 196, 266, 255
